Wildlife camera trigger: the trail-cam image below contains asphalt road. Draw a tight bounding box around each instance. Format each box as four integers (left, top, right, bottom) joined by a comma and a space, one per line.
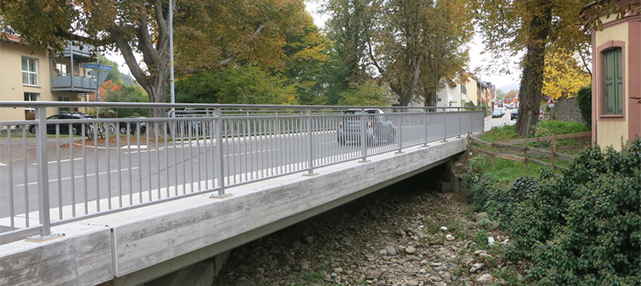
484, 109, 516, 131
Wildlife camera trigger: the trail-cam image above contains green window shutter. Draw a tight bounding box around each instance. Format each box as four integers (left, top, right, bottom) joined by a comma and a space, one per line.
614, 49, 623, 114
603, 48, 623, 115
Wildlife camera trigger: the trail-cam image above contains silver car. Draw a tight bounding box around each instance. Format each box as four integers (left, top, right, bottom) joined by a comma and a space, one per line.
337, 109, 396, 145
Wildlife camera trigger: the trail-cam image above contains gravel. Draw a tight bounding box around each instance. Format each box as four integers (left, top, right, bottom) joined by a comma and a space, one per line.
212, 169, 526, 286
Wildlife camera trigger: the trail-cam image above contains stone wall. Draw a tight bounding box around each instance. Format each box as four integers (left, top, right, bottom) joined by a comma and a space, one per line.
551, 97, 585, 123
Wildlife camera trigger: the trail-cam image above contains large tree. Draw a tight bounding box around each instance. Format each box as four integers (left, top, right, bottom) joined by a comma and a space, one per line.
325, 0, 473, 106
1, 0, 312, 116
1, 0, 177, 119
473, 0, 592, 136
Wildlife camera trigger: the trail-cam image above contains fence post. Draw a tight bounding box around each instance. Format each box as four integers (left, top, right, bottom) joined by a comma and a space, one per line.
457, 107, 461, 138
423, 108, 429, 147
359, 108, 369, 163
467, 132, 471, 155
524, 145, 529, 174
304, 108, 318, 176
552, 134, 557, 173
441, 110, 448, 142
211, 107, 230, 198
396, 110, 404, 154
31, 107, 59, 240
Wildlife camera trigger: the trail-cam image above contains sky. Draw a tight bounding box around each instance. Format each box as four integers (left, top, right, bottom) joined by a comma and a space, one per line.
107, 1, 520, 91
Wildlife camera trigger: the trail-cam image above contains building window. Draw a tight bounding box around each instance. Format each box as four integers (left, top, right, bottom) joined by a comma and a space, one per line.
24, 92, 39, 120
55, 63, 68, 76
22, 57, 38, 86
603, 48, 623, 115
58, 96, 71, 112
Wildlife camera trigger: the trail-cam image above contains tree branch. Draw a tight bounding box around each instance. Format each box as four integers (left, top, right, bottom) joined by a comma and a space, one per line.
218, 24, 265, 66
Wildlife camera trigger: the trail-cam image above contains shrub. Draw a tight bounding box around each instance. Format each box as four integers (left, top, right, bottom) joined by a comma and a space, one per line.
508, 138, 641, 285
576, 86, 591, 128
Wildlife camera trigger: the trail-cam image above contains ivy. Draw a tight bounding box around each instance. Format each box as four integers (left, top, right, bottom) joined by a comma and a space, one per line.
508, 139, 641, 284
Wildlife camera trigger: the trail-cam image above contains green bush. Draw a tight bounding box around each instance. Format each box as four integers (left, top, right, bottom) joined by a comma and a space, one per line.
576, 86, 591, 128
507, 139, 641, 285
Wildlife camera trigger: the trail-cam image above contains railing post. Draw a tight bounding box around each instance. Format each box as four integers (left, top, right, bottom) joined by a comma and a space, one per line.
396, 110, 404, 154
304, 108, 318, 176
423, 108, 429, 147
359, 108, 369, 163
458, 107, 462, 137
211, 107, 230, 198
441, 108, 448, 142
31, 107, 59, 240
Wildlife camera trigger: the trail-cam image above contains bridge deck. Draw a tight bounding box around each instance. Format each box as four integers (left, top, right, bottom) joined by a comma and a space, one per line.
0, 137, 467, 286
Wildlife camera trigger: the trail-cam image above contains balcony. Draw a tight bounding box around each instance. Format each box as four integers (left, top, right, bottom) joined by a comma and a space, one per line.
56, 43, 94, 60
50, 74, 97, 93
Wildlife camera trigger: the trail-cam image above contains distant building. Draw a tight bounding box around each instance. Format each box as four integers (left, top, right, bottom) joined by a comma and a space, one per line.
0, 35, 103, 121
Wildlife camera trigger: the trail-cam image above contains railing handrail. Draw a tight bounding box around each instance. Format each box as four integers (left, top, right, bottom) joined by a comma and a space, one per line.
0, 101, 483, 111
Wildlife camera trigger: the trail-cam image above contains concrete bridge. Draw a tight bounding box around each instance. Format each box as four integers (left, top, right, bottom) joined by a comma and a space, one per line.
0, 102, 482, 285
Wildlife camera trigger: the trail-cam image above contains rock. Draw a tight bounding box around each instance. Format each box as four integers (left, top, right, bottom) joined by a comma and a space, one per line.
474, 250, 487, 256
429, 275, 443, 282
487, 236, 495, 245
406, 246, 416, 254
292, 241, 301, 248
366, 271, 383, 280
323, 274, 333, 282
440, 226, 448, 231
469, 263, 484, 273
385, 246, 397, 256
476, 273, 494, 284
407, 280, 419, 286
304, 236, 314, 245
445, 234, 455, 241
333, 267, 343, 273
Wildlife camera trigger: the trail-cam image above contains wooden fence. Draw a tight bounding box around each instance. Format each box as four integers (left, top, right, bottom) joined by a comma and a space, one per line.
467, 131, 592, 173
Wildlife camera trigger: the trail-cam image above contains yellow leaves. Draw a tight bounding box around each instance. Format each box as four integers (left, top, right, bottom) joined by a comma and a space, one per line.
543, 48, 591, 100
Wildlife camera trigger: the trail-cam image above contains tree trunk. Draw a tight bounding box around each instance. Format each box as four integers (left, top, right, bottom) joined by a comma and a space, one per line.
516, 1, 552, 137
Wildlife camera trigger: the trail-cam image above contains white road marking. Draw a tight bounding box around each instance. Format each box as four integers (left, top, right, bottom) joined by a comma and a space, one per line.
31, 157, 84, 166
16, 167, 140, 187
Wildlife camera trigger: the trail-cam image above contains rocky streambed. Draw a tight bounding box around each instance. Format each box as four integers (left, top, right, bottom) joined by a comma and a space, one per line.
213, 175, 527, 286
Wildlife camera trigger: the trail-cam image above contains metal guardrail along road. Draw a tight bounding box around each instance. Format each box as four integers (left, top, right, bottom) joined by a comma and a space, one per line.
0, 102, 484, 242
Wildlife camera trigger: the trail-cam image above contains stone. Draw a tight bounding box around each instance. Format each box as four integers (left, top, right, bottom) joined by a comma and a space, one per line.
406, 246, 416, 254
407, 280, 419, 286
429, 275, 443, 282
385, 246, 397, 256
445, 234, 455, 241
487, 237, 495, 245
333, 267, 343, 273
366, 271, 383, 280
476, 274, 494, 284
474, 250, 487, 256
304, 236, 314, 245
469, 263, 484, 273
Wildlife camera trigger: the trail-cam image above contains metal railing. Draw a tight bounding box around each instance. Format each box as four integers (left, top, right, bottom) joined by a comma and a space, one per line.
0, 101, 484, 242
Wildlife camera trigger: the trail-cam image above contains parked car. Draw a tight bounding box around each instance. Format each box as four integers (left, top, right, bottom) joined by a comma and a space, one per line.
491, 108, 504, 118
118, 116, 147, 134
510, 109, 518, 120
28, 112, 94, 136
337, 109, 396, 145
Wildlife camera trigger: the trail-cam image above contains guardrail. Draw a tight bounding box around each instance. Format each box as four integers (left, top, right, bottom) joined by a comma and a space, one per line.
0, 102, 484, 243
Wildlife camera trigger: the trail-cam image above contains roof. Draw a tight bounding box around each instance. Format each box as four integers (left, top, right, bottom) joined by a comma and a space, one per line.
0, 34, 29, 46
